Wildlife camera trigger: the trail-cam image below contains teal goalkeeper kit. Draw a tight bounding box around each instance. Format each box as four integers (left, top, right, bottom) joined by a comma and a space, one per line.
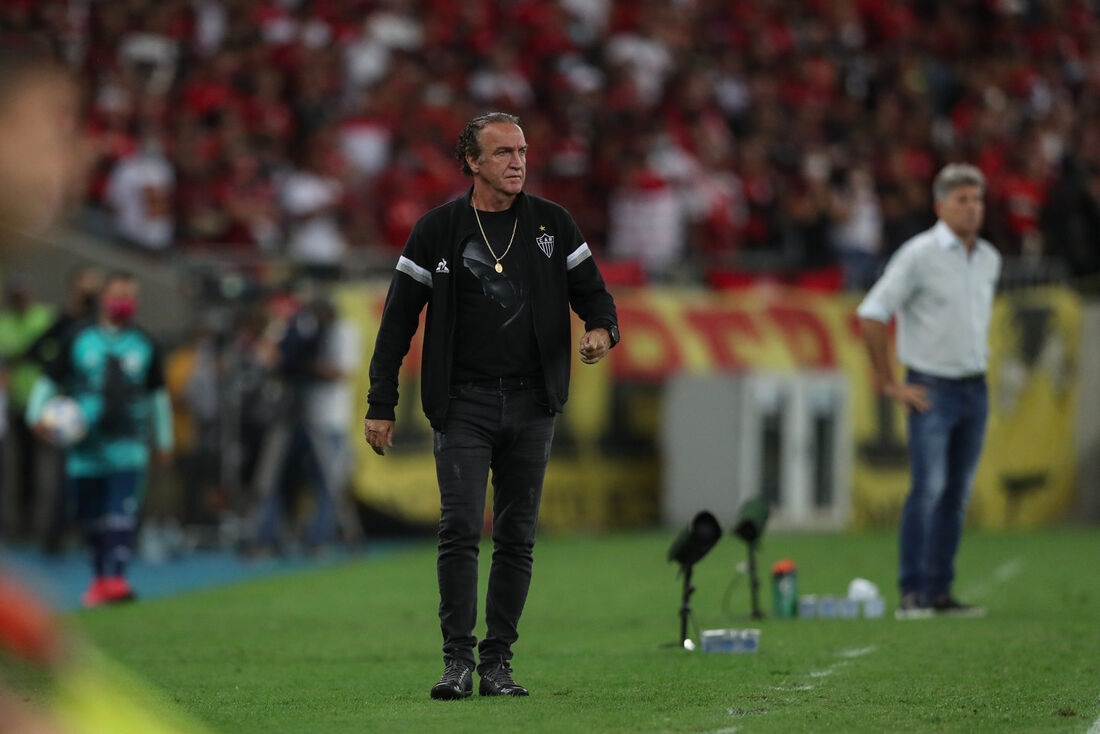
26, 323, 173, 476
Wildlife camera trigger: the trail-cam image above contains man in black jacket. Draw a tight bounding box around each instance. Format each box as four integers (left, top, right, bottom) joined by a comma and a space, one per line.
27, 265, 103, 554
364, 112, 620, 700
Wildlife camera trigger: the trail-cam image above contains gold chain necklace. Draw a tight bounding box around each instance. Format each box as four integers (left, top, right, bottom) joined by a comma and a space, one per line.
472, 204, 517, 273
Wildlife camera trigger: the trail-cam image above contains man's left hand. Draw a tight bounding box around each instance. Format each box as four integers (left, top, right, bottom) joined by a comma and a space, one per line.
579, 328, 611, 365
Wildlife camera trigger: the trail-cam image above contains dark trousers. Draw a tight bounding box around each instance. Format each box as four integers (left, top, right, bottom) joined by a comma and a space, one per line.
899, 369, 988, 599
433, 383, 555, 672
6, 408, 40, 538
72, 470, 142, 578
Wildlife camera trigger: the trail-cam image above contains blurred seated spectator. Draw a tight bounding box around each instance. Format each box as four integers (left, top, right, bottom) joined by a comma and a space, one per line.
105, 134, 175, 251
829, 165, 884, 291
280, 133, 349, 275
606, 152, 685, 281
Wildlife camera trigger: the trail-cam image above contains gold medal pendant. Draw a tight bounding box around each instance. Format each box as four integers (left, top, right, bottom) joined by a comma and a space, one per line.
472, 203, 517, 277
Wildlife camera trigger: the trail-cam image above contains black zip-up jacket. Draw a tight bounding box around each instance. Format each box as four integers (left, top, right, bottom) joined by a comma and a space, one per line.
366, 188, 619, 429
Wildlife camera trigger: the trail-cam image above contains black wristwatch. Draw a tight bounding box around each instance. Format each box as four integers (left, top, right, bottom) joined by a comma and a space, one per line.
605, 324, 620, 348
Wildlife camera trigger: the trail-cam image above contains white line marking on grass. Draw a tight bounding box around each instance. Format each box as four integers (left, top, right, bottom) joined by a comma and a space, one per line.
772, 684, 815, 691
960, 557, 1023, 600
1087, 709, 1100, 734
837, 645, 877, 658
810, 661, 848, 678
808, 647, 876, 678
704, 727, 740, 734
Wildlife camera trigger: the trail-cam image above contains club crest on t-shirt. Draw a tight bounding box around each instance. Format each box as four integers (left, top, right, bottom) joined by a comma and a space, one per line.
536, 231, 554, 258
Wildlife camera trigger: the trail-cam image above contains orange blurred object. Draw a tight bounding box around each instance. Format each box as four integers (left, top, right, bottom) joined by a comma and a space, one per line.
0, 573, 63, 665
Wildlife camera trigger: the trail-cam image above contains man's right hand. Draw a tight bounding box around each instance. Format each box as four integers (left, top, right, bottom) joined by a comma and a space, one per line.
364, 418, 395, 456
882, 382, 931, 413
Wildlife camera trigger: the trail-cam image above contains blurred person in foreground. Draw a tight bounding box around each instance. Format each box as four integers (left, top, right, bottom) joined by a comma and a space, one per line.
857, 164, 1001, 619
0, 37, 212, 734
0, 41, 81, 241
364, 112, 620, 699
0, 40, 85, 546
26, 272, 173, 607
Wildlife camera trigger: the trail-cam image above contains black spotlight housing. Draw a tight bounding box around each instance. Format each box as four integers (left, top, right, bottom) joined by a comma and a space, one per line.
732, 497, 770, 619
733, 497, 770, 544
666, 510, 721, 649
668, 510, 722, 567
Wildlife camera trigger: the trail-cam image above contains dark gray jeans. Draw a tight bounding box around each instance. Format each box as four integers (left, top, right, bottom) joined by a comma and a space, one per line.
433, 383, 555, 672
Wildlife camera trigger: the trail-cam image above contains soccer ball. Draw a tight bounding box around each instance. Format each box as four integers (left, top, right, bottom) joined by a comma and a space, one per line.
39, 396, 88, 447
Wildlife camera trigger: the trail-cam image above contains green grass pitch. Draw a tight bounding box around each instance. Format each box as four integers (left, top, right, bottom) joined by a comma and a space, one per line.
5, 529, 1100, 733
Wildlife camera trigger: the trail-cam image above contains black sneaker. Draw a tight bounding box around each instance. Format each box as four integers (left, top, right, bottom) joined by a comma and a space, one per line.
430, 660, 473, 700
931, 595, 986, 618
894, 592, 933, 620
478, 661, 529, 697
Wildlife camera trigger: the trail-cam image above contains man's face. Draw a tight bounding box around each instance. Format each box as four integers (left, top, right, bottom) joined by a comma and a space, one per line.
468, 123, 527, 198
934, 184, 984, 241
75, 271, 102, 295
101, 278, 139, 325
73, 270, 103, 314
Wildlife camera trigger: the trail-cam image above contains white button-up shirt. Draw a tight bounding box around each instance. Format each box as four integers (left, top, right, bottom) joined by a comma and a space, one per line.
857, 220, 1002, 378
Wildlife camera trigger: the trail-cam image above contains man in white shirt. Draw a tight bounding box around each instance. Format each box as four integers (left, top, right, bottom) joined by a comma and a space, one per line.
280, 144, 348, 271
857, 163, 1001, 619
105, 137, 175, 251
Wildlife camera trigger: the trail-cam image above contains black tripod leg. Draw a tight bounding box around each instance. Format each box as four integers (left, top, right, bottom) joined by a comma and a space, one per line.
748, 542, 764, 620
681, 565, 693, 645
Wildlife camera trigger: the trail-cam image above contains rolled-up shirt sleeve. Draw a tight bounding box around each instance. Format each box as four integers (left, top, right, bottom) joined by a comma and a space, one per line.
857, 246, 916, 323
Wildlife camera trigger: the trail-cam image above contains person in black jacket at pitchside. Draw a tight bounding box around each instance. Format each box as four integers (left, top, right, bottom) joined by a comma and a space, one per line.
364, 112, 620, 701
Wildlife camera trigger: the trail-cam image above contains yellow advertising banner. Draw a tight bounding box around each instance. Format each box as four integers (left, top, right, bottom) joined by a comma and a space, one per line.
338, 283, 1080, 531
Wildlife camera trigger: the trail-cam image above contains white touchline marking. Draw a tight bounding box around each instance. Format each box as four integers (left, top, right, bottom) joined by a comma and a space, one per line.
706, 728, 740, 734
725, 709, 767, 718
837, 645, 877, 658
960, 557, 1023, 600
1087, 709, 1100, 734
722, 643, 878, 730
810, 660, 850, 678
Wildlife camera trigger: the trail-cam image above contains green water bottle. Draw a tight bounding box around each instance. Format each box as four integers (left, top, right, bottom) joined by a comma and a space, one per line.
771, 558, 798, 618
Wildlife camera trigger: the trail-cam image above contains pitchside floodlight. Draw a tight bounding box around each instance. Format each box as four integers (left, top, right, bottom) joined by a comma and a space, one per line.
733, 497, 770, 545
732, 497, 771, 619
666, 510, 721, 649
668, 510, 721, 567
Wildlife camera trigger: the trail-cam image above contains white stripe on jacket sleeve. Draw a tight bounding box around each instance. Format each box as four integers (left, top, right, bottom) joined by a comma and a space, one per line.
396, 256, 433, 287
566, 243, 592, 271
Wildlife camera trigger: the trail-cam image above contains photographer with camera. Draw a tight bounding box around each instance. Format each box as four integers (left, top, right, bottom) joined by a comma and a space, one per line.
248, 290, 360, 555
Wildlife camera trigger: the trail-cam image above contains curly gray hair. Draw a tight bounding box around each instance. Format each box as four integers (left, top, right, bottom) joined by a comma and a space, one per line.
454, 112, 521, 176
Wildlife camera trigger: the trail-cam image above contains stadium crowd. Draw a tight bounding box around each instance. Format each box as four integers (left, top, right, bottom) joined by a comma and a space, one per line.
4, 0, 1100, 287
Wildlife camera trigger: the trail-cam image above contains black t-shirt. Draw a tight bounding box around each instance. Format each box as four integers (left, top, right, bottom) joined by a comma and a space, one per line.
452, 205, 543, 383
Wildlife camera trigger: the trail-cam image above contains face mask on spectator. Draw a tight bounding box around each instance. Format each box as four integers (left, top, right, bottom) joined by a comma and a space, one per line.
104, 297, 136, 325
